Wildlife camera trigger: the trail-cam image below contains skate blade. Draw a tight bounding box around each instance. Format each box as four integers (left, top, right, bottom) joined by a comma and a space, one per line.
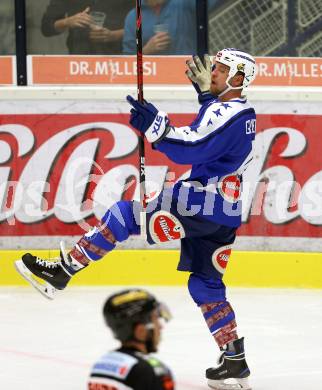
14, 260, 57, 300
208, 377, 251, 390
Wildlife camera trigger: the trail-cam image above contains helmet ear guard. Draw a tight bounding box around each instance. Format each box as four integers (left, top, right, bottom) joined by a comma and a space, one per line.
214, 48, 256, 90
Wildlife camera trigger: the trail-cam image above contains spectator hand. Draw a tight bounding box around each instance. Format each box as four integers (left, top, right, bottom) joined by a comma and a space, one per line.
127, 95, 169, 143
89, 27, 116, 43
143, 32, 171, 54
65, 7, 92, 29
186, 54, 212, 94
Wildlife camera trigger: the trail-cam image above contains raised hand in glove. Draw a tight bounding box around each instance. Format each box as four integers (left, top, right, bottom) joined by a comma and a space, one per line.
185, 54, 212, 94
127, 95, 169, 143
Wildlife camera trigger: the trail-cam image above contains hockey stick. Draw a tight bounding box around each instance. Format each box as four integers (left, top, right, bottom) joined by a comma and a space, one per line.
196, 0, 209, 62
136, 0, 147, 239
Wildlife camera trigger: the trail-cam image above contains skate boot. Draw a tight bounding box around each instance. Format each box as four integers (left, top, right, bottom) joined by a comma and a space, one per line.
15, 241, 77, 300
206, 337, 251, 390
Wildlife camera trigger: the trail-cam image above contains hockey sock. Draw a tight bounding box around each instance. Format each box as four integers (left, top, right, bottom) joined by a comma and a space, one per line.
68, 201, 140, 268
201, 301, 238, 348
68, 222, 116, 266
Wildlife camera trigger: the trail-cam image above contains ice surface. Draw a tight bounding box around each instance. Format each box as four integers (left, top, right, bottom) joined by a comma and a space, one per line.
0, 287, 321, 390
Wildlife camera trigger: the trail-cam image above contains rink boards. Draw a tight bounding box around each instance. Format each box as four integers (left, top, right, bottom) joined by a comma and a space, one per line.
1, 249, 322, 288
0, 87, 322, 289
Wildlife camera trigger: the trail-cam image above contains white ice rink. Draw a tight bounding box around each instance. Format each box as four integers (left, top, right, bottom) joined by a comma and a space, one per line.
1, 286, 322, 390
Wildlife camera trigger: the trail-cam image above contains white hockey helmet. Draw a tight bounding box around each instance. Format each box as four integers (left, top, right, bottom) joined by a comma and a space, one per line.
214, 48, 256, 89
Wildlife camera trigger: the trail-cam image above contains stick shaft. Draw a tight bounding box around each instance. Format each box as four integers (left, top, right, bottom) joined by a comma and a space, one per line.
136, 0, 147, 210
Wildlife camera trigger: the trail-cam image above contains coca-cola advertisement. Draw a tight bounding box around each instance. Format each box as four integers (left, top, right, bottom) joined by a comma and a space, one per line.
0, 110, 321, 245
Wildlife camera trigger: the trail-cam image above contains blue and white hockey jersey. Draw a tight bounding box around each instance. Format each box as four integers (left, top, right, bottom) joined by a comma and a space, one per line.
154, 96, 256, 227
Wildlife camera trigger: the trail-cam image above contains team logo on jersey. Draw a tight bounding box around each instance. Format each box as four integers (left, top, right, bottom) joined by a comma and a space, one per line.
149, 211, 185, 243
212, 245, 232, 274
218, 174, 241, 203
92, 351, 138, 381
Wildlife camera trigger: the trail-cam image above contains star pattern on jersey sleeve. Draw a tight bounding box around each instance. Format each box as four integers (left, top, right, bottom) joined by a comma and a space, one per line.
213, 108, 222, 117
190, 125, 200, 133
220, 103, 232, 110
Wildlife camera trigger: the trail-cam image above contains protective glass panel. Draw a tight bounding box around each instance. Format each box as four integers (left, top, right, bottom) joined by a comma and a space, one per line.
26, 0, 199, 55
26, 0, 135, 54
0, 0, 16, 55
208, 0, 322, 57
297, 0, 322, 56
208, 0, 287, 56
122, 0, 198, 55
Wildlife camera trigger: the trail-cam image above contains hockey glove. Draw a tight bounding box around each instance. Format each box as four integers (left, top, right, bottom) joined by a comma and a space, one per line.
127, 95, 169, 143
186, 54, 212, 94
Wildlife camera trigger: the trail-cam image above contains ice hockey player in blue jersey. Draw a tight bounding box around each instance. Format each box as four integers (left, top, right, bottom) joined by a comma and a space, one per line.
15, 48, 256, 390
88, 288, 174, 390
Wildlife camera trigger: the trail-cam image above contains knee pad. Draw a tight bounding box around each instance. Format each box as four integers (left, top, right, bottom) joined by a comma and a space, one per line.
188, 273, 226, 305
101, 200, 140, 242
70, 201, 140, 263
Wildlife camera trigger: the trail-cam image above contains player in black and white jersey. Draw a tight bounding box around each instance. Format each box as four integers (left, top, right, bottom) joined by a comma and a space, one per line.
88, 288, 174, 390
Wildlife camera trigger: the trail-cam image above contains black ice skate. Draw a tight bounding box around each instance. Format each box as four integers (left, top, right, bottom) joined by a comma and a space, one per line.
15, 241, 74, 300
206, 337, 251, 390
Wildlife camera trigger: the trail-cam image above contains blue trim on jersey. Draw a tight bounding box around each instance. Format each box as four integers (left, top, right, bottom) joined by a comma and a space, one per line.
163, 108, 255, 147
190, 99, 215, 127
228, 98, 247, 103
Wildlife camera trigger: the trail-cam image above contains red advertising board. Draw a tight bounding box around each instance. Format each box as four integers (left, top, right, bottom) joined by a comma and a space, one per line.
0, 113, 321, 237
0, 56, 15, 85
28, 55, 322, 87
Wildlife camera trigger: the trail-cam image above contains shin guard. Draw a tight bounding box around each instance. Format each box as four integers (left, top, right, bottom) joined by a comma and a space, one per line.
69, 201, 139, 266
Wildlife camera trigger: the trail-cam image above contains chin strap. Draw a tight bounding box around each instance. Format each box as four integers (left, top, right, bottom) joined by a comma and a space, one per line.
132, 323, 156, 353
218, 77, 244, 98
218, 85, 231, 98
145, 332, 155, 353
145, 322, 156, 353
218, 85, 244, 97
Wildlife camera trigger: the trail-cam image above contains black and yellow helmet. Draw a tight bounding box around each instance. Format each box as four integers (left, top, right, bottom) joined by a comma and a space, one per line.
103, 288, 170, 342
